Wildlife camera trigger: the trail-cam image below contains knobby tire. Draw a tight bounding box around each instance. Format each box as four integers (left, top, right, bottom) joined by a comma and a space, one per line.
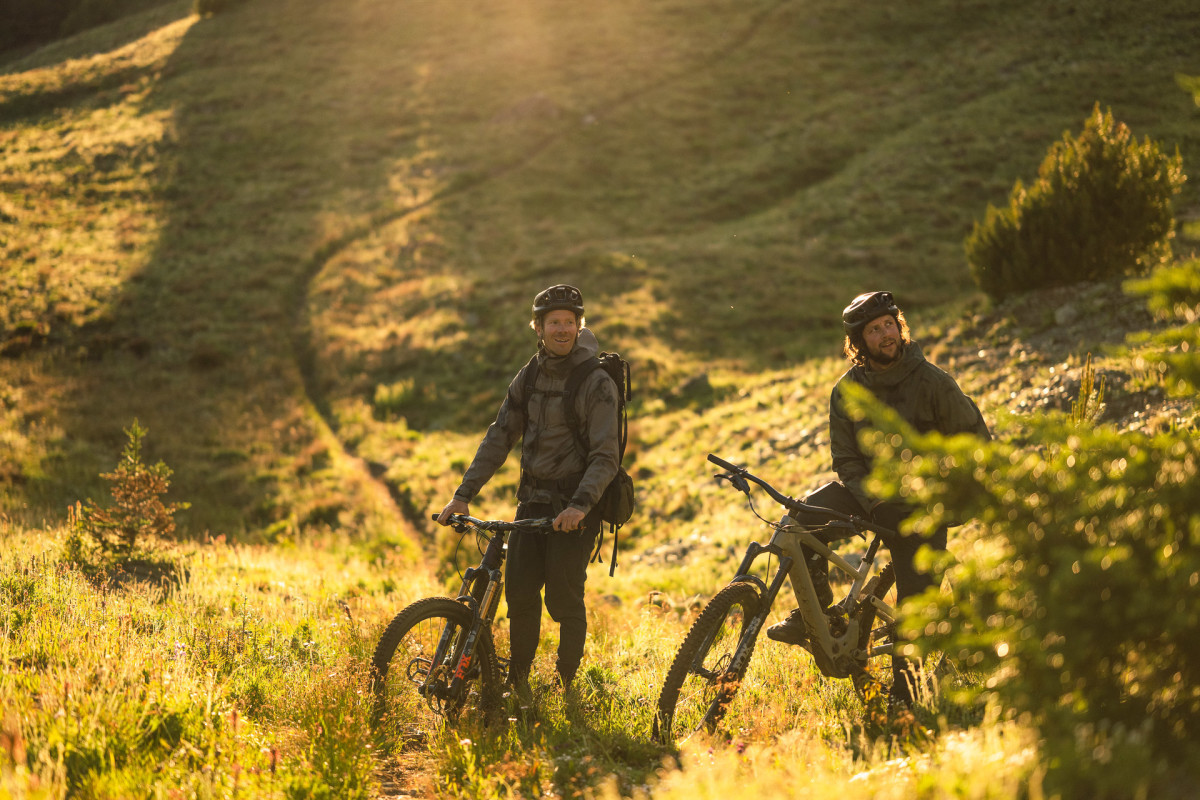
851, 562, 896, 698
654, 581, 762, 743
371, 596, 501, 747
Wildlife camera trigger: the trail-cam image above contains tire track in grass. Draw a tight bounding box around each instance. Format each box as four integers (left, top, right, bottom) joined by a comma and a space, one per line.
289, 0, 794, 537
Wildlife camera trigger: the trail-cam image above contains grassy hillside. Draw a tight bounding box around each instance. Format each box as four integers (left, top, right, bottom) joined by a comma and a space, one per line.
0, 517, 1043, 798
1, 268, 1193, 794
2, 2, 1200, 795
2, 0, 1198, 552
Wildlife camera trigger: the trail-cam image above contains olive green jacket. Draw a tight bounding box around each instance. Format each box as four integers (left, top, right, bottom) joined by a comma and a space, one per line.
829, 341, 990, 512
453, 328, 620, 515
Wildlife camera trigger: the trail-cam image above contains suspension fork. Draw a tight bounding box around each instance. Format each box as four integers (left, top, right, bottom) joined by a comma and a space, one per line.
445, 533, 508, 698
699, 542, 793, 677
443, 567, 502, 697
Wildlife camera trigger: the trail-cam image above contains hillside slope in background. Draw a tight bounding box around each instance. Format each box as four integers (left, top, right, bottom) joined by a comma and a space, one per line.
1, 0, 1198, 552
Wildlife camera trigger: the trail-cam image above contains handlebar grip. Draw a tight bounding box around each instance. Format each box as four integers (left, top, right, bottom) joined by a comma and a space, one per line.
707, 453, 742, 472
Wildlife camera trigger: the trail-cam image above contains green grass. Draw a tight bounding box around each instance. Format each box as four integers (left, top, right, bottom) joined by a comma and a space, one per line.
1, 1, 1199, 795
1, 522, 1037, 798
0, 524, 417, 797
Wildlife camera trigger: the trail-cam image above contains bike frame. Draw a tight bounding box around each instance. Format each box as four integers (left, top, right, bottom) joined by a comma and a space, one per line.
705, 455, 898, 679
773, 523, 896, 676
421, 514, 550, 704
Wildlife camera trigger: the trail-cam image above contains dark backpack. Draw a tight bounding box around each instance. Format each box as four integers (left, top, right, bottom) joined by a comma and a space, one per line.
523, 352, 635, 575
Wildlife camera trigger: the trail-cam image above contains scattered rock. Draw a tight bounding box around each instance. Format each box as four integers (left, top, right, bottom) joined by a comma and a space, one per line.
933, 277, 1186, 433
1054, 303, 1079, 326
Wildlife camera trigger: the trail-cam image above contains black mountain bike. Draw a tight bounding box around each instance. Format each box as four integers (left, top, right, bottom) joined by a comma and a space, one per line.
371, 514, 552, 744
654, 454, 900, 743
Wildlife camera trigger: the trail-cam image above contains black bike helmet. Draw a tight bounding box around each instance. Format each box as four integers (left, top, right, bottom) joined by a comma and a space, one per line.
532, 284, 584, 316
842, 291, 900, 336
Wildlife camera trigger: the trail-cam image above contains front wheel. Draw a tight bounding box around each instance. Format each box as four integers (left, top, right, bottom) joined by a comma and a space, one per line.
654, 581, 762, 743
371, 597, 501, 747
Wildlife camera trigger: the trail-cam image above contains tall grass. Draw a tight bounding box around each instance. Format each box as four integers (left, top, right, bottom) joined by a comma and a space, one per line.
0, 522, 440, 797
0, 514, 1048, 798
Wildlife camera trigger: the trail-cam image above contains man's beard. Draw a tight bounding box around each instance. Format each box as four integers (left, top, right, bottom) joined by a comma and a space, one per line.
868, 341, 902, 366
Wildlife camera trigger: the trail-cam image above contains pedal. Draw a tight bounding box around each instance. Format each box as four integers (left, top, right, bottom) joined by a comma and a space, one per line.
766, 620, 808, 647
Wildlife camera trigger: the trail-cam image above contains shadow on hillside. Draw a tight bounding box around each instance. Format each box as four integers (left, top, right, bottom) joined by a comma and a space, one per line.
44, 0, 439, 533
0, 0, 192, 73
34, 0, 1200, 536
0, 1, 194, 120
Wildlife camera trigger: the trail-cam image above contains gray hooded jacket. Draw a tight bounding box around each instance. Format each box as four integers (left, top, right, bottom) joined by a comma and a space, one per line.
829, 340, 990, 512
453, 328, 620, 515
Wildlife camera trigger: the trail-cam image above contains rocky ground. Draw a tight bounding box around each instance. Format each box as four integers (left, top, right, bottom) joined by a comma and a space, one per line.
931, 278, 1195, 435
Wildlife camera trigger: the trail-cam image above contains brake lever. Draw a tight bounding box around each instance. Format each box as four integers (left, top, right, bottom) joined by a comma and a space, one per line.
715, 471, 752, 494
848, 517, 869, 540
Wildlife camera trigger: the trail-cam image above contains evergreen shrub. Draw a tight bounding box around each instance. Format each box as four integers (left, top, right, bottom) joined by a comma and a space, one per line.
966, 105, 1185, 301
74, 419, 188, 554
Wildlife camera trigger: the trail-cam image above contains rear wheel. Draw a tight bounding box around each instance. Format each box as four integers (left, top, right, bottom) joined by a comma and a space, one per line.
654, 581, 762, 743
851, 563, 896, 699
371, 597, 501, 747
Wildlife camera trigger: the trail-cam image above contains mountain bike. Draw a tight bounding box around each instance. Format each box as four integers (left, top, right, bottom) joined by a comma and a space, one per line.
370, 513, 552, 745
653, 454, 899, 743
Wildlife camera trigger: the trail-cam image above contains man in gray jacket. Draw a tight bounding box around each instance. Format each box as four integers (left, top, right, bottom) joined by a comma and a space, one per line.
767, 291, 990, 706
438, 284, 620, 691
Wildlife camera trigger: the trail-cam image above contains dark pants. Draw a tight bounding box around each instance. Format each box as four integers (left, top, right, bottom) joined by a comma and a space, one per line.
795, 482, 947, 703
505, 502, 598, 686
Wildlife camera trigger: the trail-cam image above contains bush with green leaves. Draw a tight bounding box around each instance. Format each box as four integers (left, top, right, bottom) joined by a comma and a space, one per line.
74, 419, 188, 555
838, 265, 1199, 797
966, 104, 1185, 301
1125, 257, 1200, 395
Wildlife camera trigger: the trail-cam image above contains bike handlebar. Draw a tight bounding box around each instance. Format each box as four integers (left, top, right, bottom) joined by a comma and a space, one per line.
432, 513, 555, 532
706, 453, 897, 542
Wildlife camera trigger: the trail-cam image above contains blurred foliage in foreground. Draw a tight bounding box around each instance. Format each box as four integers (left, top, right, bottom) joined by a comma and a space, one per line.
1125, 258, 1200, 396
842, 258, 1200, 798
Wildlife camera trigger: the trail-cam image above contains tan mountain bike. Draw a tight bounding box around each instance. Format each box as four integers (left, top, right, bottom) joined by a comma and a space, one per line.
653, 454, 899, 743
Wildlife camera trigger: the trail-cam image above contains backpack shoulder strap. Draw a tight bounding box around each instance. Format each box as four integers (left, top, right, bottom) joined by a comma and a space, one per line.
519, 354, 541, 418
563, 357, 603, 452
